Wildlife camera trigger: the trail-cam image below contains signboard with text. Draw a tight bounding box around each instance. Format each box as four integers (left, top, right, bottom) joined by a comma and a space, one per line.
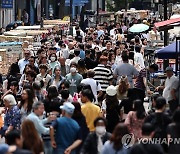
1, 0, 13, 8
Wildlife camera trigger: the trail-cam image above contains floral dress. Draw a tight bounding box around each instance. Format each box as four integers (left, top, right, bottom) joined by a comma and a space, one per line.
125, 111, 145, 141
4, 105, 21, 130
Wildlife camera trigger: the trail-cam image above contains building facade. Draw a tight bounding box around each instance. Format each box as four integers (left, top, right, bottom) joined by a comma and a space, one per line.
0, 0, 15, 28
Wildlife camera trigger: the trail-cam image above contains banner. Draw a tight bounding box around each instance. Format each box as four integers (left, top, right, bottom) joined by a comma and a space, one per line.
1, 0, 13, 8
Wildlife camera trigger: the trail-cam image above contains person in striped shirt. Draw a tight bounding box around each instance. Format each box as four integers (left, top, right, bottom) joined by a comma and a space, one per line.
94, 56, 113, 102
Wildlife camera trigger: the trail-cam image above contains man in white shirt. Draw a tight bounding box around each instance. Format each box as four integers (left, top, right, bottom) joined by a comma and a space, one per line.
70, 49, 81, 64
110, 25, 116, 38
18, 49, 31, 74
81, 70, 102, 104
56, 43, 69, 59
134, 45, 145, 71
157, 67, 179, 113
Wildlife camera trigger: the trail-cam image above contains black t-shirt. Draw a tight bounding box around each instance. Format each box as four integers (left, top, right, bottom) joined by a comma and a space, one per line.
167, 123, 180, 154
129, 143, 164, 154
43, 97, 63, 114
144, 112, 172, 138
84, 57, 95, 69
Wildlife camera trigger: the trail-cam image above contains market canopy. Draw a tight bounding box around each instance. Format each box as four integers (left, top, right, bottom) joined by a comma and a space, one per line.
155, 42, 180, 59
154, 18, 180, 29
65, 0, 89, 6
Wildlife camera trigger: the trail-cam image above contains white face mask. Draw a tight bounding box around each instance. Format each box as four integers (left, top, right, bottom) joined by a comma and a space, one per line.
70, 67, 77, 73
50, 56, 56, 62
95, 126, 106, 135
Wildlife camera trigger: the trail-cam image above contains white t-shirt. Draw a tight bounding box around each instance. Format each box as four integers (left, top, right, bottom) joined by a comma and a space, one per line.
81, 78, 101, 103
110, 28, 116, 37
163, 75, 178, 102
134, 52, 145, 71
70, 56, 81, 64
115, 55, 123, 66
56, 49, 69, 59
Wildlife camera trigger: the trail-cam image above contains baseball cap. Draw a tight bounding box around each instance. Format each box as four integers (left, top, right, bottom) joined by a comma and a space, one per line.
60, 103, 75, 114
165, 66, 173, 72
106, 85, 117, 96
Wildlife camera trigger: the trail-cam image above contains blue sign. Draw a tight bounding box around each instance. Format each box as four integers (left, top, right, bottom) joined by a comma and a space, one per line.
65, 0, 89, 6
1, 0, 13, 8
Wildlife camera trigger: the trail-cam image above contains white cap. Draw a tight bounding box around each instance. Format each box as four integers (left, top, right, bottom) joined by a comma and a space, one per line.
106, 85, 117, 96
60, 103, 75, 114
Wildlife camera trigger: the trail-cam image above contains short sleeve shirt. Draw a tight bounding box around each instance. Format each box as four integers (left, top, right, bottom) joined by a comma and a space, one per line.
134, 68, 147, 90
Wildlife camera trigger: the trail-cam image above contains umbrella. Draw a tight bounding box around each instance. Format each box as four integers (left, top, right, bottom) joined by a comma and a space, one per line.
155, 42, 180, 59
129, 24, 149, 33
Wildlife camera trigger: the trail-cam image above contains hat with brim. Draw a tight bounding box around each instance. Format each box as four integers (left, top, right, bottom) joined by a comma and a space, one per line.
60, 103, 75, 114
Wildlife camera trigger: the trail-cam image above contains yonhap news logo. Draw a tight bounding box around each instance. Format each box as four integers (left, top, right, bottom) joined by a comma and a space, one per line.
121, 133, 180, 149
121, 133, 135, 149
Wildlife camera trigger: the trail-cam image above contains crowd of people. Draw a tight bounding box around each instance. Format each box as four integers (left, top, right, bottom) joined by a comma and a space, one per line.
0, 18, 179, 154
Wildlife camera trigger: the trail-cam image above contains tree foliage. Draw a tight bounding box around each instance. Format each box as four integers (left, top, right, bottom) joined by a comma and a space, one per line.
106, 0, 134, 12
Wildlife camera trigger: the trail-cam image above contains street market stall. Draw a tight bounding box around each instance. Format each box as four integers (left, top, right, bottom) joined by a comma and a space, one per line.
0, 35, 33, 42
116, 10, 149, 22
0, 42, 22, 75
15, 25, 55, 30
155, 41, 180, 73
43, 20, 70, 26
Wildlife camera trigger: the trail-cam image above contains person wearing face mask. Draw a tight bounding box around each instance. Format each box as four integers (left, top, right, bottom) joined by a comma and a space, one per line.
80, 117, 111, 154
65, 63, 83, 96
49, 53, 61, 75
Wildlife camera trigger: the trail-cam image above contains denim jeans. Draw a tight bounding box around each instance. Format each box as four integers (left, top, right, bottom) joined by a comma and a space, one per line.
53, 147, 76, 154
43, 140, 53, 154
53, 148, 65, 154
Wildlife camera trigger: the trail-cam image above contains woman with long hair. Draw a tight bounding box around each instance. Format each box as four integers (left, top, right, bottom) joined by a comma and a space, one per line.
125, 99, 146, 141
19, 88, 34, 122
114, 47, 123, 66
21, 119, 44, 154
72, 102, 89, 153
102, 123, 130, 154
19, 64, 33, 89
116, 76, 129, 100
35, 64, 51, 90
102, 85, 121, 133
46, 66, 65, 92
43, 85, 62, 115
